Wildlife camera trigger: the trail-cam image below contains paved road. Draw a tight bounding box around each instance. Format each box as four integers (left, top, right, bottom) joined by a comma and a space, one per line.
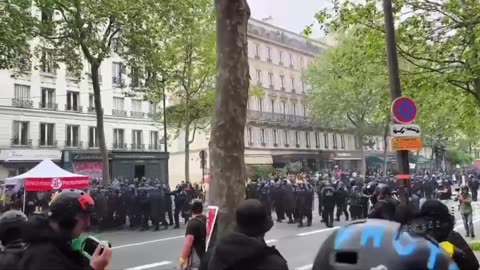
94, 200, 480, 270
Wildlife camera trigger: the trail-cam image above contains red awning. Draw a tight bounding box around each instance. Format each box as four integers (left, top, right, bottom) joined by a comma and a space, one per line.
25, 176, 89, 191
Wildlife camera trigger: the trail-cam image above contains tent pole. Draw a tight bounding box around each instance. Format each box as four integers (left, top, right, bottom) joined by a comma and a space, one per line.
22, 188, 26, 212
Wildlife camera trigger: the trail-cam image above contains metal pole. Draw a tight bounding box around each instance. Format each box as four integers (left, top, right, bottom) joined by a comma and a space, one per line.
383, 0, 410, 202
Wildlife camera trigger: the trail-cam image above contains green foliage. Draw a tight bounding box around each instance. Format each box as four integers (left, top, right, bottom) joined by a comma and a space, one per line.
286, 162, 303, 173
470, 242, 480, 251
249, 85, 265, 97
446, 148, 474, 166
254, 165, 274, 178
304, 31, 390, 135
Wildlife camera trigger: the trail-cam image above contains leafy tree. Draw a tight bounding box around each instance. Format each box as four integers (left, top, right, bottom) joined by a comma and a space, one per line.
209, 0, 250, 241
305, 32, 390, 176
5, 0, 159, 185
310, 0, 480, 110
446, 148, 474, 167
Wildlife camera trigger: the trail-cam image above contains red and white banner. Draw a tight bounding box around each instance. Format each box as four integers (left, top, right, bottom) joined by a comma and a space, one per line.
25, 176, 90, 191
206, 206, 219, 251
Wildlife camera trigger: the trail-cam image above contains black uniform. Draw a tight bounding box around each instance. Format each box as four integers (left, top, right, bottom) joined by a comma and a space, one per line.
334, 186, 349, 221
321, 186, 336, 228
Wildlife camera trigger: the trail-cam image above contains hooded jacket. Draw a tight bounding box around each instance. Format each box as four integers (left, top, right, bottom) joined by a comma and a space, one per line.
204, 232, 288, 270
17, 216, 91, 270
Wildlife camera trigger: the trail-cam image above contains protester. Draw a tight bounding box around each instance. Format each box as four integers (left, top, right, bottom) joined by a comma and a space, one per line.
18, 189, 112, 270
459, 185, 475, 238
0, 210, 28, 270
179, 199, 206, 270
202, 199, 288, 270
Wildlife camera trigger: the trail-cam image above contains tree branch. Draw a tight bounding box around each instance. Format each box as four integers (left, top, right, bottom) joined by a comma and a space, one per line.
188, 121, 197, 144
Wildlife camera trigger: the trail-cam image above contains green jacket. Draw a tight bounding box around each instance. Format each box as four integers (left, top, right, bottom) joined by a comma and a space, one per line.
459, 193, 473, 215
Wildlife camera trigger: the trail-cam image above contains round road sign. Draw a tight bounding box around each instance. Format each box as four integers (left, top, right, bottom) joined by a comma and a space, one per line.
391, 97, 418, 124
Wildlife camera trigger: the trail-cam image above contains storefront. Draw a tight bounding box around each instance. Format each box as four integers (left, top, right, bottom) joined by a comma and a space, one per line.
332, 151, 363, 170
111, 151, 169, 184
0, 149, 62, 179
62, 150, 112, 180
271, 153, 322, 172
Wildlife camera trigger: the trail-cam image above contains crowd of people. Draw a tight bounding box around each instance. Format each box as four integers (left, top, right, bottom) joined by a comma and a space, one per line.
1, 167, 480, 270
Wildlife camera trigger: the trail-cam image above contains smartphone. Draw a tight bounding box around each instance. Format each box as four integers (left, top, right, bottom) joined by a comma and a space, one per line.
82, 236, 111, 256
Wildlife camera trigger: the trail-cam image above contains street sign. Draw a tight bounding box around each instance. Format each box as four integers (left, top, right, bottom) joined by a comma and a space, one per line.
390, 124, 421, 137
206, 206, 219, 251
391, 97, 418, 124
391, 137, 423, 151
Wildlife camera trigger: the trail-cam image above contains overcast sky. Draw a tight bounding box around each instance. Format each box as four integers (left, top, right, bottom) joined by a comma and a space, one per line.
247, 0, 328, 37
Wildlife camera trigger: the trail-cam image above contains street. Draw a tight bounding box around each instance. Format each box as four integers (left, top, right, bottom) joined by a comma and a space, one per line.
94, 200, 480, 270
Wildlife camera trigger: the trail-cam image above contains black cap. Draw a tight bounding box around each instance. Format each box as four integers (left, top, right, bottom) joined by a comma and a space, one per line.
235, 199, 273, 237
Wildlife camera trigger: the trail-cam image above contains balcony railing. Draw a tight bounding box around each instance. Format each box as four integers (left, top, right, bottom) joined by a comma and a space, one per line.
65, 141, 82, 148
88, 143, 99, 149
131, 143, 145, 150
65, 104, 83, 112
12, 99, 33, 108
112, 109, 127, 117
247, 110, 310, 126
149, 144, 161, 151
113, 143, 128, 149
11, 138, 32, 147
147, 112, 157, 118
130, 111, 145, 118
39, 102, 58, 111
112, 77, 125, 88
88, 107, 96, 113
39, 140, 57, 148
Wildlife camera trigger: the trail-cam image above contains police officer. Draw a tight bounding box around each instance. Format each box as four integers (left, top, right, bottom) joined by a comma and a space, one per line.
321, 183, 336, 228
348, 186, 363, 220
303, 182, 314, 227
173, 184, 188, 229
334, 183, 349, 221
258, 181, 272, 218
283, 180, 296, 224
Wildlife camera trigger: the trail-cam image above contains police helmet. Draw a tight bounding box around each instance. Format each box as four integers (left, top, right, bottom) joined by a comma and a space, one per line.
0, 210, 27, 241
375, 183, 392, 197
366, 181, 378, 195
312, 219, 458, 270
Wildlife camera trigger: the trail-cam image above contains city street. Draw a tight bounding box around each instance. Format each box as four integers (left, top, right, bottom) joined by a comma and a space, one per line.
95, 200, 480, 270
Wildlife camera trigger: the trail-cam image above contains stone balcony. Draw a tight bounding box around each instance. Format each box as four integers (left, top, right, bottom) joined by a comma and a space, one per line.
247, 110, 310, 127
12, 99, 33, 108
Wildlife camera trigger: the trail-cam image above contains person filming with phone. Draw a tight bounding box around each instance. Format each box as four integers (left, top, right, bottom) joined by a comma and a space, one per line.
18, 189, 112, 270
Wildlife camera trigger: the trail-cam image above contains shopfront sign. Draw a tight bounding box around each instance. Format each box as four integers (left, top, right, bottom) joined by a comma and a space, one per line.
0, 149, 61, 161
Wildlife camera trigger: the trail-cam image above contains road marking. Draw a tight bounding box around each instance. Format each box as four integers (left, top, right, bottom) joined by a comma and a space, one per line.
126, 261, 172, 270
265, 239, 277, 244
112, 236, 184, 249
454, 218, 480, 230
296, 226, 339, 237
295, 264, 313, 270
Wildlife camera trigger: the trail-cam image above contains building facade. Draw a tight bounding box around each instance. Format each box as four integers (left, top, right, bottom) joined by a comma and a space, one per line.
0, 45, 168, 182
168, 19, 385, 186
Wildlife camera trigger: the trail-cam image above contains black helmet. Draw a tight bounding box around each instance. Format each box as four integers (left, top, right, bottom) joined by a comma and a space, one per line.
375, 183, 392, 197
312, 219, 458, 270
49, 189, 95, 222
0, 210, 27, 241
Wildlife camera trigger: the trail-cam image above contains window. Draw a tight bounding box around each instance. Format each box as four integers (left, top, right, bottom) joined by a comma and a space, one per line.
333, 134, 338, 149
149, 102, 157, 116
66, 91, 80, 111
295, 131, 299, 146
300, 57, 304, 69
39, 123, 55, 146
341, 134, 345, 149
281, 101, 286, 114
150, 131, 159, 149
267, 47, 272, 61
260, 128, 266, 145
41, 88, 55, 108
257, 97, 263, 111
111, 38, 122, 53
355, 136, 360, 149
113, 129, 124, 148
89, 94, 95, 109
292, 103, 297, 115
66, 125, 79, 147
273, 129, 277, 145
324, 133, 329, 149
255, 44, 260, 58
291, 78, 295, 91
41, 9, 53, 23
268, 73, 274, 87
12, 121, 29, 146
303, 105, 307, 116
289, 53, 294, 67
302, 81, 306, 93
270, 99, 275, 113
113, 97, 125, 110
315, 132, 320, 147
279, 51, 283, 64
132, 130, 142, 148
112, 62, 123, 86
256, 70, 262, 84
247, 127, 253, 144
40, 50, 55, 74
88, 127, 98, 148
284, 130, 289, 146
14, 84, 30, 100
280, 75, 285, 89
131, 99, 142, 112
131, 67, 140, 88
306, 132, 310, 147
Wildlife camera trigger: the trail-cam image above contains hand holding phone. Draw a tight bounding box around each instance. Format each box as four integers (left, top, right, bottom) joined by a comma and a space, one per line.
91, 243, 112, 270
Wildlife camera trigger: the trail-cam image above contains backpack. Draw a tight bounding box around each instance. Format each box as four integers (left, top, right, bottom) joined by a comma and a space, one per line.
224, 246, 285, 270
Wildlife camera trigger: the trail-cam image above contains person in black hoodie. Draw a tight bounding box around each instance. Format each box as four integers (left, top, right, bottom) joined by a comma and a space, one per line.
202, 199, 288, 270
0, 210, 28, 270
18, 189, 112, 270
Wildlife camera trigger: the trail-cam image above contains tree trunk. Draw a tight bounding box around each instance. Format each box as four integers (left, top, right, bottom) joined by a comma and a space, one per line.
91, 63, 111, 186
209, 0, 250, 241
184, 123, 191, 183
